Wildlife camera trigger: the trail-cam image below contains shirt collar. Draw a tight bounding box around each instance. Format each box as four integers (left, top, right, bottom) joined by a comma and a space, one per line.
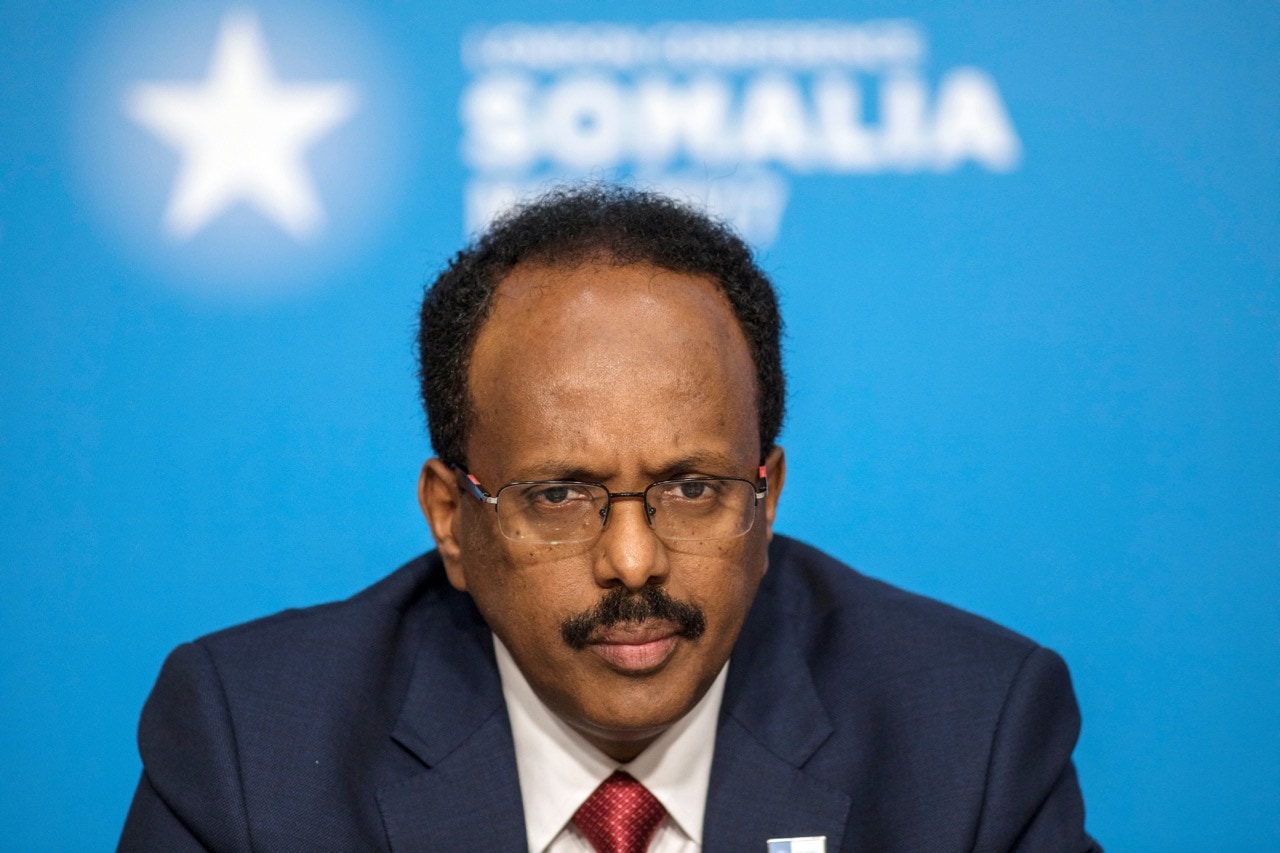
494, 635, 727, 852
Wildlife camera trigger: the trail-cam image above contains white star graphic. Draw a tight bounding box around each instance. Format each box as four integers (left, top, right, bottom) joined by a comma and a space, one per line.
126, 10, 357, 240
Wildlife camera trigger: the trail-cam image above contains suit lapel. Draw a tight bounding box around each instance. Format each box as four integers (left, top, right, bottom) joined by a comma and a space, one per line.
704, 716, 851, 853
376, 590, 528, 852
704, 561, 852, 852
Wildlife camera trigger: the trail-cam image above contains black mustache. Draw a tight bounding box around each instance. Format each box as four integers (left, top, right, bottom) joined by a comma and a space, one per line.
561, 585, 706, 649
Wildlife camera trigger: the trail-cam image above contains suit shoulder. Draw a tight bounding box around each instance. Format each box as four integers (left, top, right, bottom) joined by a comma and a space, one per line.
766, 535, 1039, 673
139, 551, 457, 777
164, 551, 457, 709
753, 538, 1092, 850
130, 553, 465, 849
193, 552, 443, 652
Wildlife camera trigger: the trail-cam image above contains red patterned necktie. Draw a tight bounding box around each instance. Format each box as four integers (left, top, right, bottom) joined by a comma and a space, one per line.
572, 770, 667, 853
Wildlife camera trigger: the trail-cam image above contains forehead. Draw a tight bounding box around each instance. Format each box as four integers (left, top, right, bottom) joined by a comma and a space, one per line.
465, 261, 759, 477
485, 258, 729, 333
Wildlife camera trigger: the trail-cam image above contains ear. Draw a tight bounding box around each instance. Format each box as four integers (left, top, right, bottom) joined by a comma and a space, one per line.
762, 445, 786, 541
418, 458, 469, 592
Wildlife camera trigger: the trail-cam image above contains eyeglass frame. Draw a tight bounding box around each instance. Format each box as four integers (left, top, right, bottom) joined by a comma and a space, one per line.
452, 464, 769, 543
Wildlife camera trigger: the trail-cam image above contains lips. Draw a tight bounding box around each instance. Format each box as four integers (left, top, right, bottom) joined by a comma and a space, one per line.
587, 622, 680, 672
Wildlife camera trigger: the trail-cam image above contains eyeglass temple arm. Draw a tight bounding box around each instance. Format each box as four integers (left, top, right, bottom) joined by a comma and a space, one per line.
755, 464, 769, 500
452, 465, 499, 506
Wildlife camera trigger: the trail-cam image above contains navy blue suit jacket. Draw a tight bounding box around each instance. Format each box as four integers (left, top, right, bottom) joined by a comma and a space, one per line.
120, 535, 1098, 851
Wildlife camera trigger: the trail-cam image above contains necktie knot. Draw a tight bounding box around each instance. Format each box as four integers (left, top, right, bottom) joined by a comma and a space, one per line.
572, 770, 667, 853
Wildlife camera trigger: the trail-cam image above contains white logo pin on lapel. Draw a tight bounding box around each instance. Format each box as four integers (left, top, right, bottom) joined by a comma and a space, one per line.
767, 836, 826, 853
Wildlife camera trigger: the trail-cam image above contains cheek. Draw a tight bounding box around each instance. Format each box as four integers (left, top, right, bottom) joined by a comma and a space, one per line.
677, 538, 766, 623
460, 537, 594, 643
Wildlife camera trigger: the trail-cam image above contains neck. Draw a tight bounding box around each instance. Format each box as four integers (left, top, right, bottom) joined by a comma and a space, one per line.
582, 730, 658, 764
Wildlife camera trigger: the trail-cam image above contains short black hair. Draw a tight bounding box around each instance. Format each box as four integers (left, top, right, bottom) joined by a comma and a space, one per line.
417, 184, 785, 468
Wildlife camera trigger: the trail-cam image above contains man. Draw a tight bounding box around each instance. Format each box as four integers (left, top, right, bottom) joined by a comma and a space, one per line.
120, 185, 1099, 851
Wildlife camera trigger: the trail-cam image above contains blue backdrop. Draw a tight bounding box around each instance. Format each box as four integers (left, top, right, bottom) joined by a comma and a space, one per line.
2, 2, 1277, 849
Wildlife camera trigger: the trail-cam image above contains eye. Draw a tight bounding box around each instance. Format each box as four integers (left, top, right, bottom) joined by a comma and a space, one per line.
535, 485, 572, 505
678, 481, 710, 500
664, 479, 725, 504
517, 482, 596, 510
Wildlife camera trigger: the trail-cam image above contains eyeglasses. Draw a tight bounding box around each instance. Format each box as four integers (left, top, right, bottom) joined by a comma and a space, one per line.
455, 465, 768, 545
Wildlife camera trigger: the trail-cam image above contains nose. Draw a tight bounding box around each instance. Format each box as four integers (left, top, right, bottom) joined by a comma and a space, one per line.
592, 494, 669, 591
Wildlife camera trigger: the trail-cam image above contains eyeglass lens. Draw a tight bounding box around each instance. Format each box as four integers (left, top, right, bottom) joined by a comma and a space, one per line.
494, 479, 757, 544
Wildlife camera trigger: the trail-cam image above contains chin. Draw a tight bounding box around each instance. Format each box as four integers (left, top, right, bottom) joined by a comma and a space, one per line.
580, 674, 701, 735
574, 705, 684, 754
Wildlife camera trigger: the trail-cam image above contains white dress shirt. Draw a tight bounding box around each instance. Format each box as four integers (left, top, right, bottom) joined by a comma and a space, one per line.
494, 636, 728, 853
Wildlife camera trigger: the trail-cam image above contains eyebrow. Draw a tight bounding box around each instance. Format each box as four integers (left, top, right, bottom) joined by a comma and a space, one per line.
518, 452, 744, 484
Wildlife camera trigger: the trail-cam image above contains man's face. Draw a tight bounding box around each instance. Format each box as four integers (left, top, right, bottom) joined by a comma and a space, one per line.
420, 260, 784, 761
